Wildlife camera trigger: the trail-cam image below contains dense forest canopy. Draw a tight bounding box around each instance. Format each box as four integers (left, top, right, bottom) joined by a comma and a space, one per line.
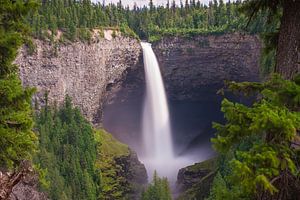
35, 96, 100, 200
30, 0, 271, 41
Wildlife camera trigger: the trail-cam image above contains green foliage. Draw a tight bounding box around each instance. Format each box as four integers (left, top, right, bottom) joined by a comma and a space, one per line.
205, 172, 230, 200
142, 171, 172, 200
95, 129, 131, 199
209, 74, 300, 199
78, 28, 92, 42
28, 0, 271, 42
120, 24, 139, 40
0, 0, 38, 169
35, 96, 100, 200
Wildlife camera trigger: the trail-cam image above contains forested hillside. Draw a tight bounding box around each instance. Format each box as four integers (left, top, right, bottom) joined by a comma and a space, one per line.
29, 0, 274, 41
34, 95, 100, 199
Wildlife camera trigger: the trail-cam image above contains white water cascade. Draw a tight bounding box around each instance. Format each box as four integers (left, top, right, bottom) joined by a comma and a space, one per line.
141, 42, 178, 181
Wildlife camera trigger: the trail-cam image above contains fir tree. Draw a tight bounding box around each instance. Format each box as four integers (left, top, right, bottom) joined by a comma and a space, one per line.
0, 0, 38, 169
210, 74, 300, 199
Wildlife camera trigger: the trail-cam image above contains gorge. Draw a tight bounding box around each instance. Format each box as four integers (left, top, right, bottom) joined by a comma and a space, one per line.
15, 33, 261, 188
2, 0, 300, 199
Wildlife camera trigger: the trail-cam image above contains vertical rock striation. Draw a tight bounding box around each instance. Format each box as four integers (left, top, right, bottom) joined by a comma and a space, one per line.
16, 37, 141, 124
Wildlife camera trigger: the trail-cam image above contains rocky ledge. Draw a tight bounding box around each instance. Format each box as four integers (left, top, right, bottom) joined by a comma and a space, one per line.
176, 158, 217, 200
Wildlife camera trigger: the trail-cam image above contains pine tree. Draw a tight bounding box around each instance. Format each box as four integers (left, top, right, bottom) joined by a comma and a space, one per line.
142, 171, 172, 200
0, 0, 38, 169
211, 74, 300, 199
35, 96, 100, 199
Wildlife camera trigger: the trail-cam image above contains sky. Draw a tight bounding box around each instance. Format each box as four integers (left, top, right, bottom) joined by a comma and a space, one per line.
103, 0, 229, 8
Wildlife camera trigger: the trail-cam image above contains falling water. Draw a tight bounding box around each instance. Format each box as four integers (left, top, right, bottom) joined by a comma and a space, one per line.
141, 42, 175, 180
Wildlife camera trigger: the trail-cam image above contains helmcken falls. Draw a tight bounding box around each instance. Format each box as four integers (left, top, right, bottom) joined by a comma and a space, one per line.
141, 42, 174, 179
141, 42, 191, 182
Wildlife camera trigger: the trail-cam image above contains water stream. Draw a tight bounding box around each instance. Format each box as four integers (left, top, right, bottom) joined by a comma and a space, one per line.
141, 42, 193, 183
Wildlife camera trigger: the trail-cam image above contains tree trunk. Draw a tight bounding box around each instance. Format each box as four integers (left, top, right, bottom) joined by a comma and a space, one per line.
275, 0, 300, 79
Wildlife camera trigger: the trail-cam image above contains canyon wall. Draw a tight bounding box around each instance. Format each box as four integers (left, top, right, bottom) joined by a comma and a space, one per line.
102, 33, 261, 156
16, 37, 141, 124
153, 33, 261, 101
114, 33, 261, 105
17, 33, 261, 125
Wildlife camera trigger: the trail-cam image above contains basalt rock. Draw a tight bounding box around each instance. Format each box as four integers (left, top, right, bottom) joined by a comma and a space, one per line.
17, 33, 260, 124
0, 161, 47, 200
15, 37, 141, 124
153, 33, 261, 101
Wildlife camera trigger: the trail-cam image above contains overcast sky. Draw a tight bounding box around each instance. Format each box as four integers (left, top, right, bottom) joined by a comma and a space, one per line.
103, 0, 229, 8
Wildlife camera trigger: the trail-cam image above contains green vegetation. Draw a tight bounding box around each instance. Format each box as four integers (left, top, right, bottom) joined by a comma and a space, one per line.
28, 0, 270, 42
35, 98, 138, 199
142, 171, 172, 200
206, 1, 300, 198
95, 129, 132, 199
0, 0, 38, 169
35, 96, 100, 200
207, 74, 300, 199
178, 158, 217, 200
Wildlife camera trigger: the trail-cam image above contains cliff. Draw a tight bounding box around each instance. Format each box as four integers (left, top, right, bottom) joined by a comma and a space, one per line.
16, 33, 260, 124
153, 33, 261, 101
14, 33, 262, 199
16, 36, 141, 124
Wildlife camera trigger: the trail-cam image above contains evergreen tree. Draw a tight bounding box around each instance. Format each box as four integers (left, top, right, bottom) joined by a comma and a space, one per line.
210, 74, 300, 199
0, 0, 38, 169
28, 0, 270, 43
35, 96, 100, 200
241, 0, 300, 79
142, 171, 172, 200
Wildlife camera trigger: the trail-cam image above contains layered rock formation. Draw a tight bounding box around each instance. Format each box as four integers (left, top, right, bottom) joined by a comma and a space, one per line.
13, 33, 262, 199
17, 33, 261, 125
16, 37, 141, 124
153, 33, 261, 101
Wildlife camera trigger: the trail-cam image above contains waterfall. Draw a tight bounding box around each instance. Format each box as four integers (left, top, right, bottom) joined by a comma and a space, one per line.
141, 42, 175, 180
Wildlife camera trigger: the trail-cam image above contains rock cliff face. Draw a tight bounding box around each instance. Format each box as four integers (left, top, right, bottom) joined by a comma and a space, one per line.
14, 33, 261, 199
103, 33, 261, 154
0, 161, 47, 200
16, 37, 141, 124
17, 33, 260, 125
153, 33, 261, 101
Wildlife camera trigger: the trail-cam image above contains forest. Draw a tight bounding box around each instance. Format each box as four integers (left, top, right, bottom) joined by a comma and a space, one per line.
0, 0, 299, 200
30, 0, 273, 41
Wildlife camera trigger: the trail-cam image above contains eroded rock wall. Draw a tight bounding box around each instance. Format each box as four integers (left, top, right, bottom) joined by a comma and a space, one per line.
153, 33, 261, 101
17, 33, 261, 125
16, 37, 141, 124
